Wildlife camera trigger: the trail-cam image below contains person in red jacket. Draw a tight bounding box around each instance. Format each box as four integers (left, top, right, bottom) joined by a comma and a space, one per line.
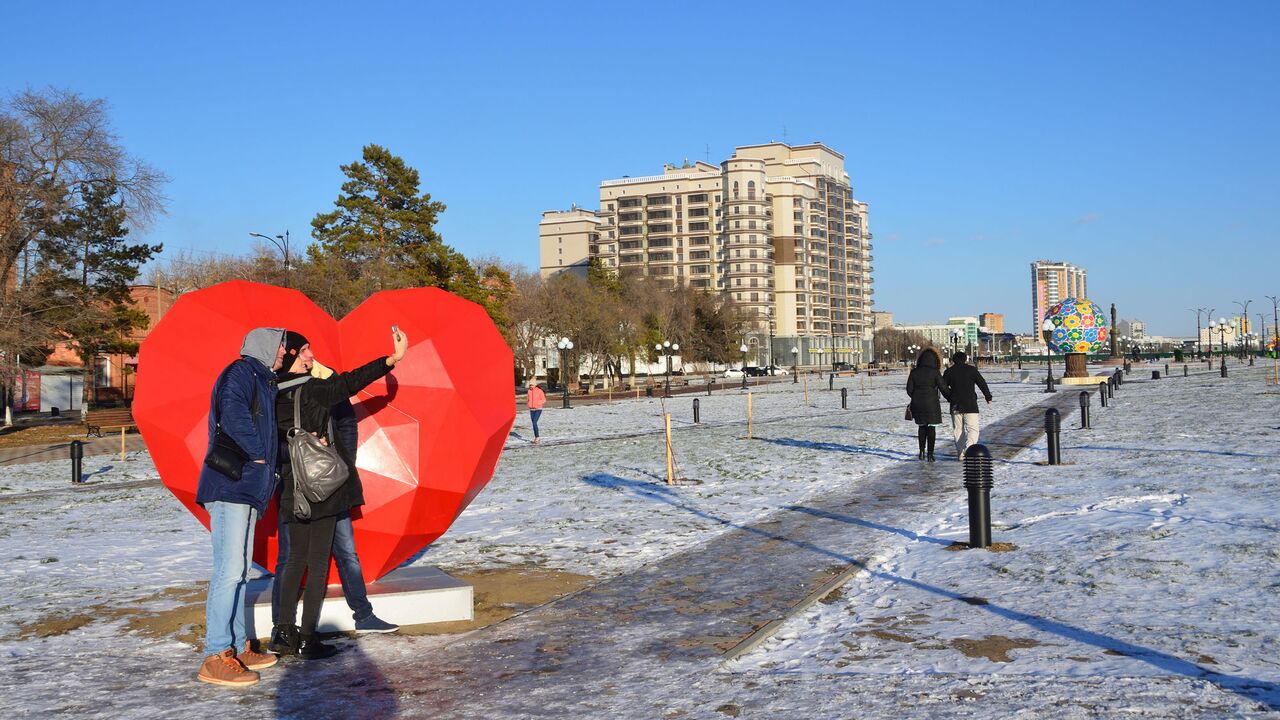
526, 383, 546, 443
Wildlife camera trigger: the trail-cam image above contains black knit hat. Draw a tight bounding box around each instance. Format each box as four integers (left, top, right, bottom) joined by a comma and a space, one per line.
283, 330, 310, 360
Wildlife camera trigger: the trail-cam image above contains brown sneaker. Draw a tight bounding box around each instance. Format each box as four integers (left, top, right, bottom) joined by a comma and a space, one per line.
239, 641, 278, 670
197, 649, 259, 687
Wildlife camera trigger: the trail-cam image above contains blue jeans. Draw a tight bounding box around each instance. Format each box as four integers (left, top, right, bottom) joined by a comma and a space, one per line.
204, 501, 258, 656
530, 409, 542, 438
272, 511, 373, 622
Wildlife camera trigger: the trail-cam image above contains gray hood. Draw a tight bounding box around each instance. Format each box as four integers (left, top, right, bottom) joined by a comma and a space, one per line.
240, 327, 285, 371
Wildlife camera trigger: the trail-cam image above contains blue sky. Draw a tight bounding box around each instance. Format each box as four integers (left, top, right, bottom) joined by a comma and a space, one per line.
5, 1, 1278, 335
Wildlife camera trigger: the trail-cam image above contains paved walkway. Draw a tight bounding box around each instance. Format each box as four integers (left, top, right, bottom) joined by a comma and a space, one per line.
0, 433, 148, 466
263, 392, 1079, 718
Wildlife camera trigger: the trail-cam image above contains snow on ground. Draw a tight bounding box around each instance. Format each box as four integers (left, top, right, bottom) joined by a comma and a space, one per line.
730, 362, 1280, 714
1, 363, 1276, 717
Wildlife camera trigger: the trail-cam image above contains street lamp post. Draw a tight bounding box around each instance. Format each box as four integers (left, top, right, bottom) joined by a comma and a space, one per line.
907, 344, 921, 365
739, 342, 749, 390
557, 337, 574, 408
1041, 319, 1056, 392
249, 230, 292, 286
1267, 296, 1280, 360
1209, 318, 1229, 377
1235, 300, 1253, 359
791, 346, 799, 384
656, 340, 679, 397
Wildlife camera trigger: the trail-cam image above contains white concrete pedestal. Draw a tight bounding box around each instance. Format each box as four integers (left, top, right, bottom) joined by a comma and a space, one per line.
244, 566, 473, 636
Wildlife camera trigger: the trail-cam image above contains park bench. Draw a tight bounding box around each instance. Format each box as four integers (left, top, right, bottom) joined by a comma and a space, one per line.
85, 407, 135, 438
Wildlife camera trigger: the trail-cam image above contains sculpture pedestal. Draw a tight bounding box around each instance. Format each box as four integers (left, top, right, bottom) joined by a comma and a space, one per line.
244, 565, 473, 636
1061, 375, 1108, 386
1064, 352, 1090, 378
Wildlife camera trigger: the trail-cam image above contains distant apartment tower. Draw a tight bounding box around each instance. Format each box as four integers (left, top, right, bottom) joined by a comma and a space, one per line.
1030, 260, 1087, 332
979, 313, 1004, 333
538, 207, 599, 279
540, 142, 875, 365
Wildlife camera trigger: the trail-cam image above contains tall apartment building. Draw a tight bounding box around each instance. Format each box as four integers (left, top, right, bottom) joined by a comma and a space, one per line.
1030, 260, 1087, 332
539, 142, 874, 366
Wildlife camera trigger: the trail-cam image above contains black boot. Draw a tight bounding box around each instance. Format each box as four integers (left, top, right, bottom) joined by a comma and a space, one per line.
268, 624, 300, 655
298, 634, 337, 660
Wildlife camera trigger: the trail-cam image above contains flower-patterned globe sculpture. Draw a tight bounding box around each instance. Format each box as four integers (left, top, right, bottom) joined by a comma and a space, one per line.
1044, 298, 1109, 355
133, 281, 514, 583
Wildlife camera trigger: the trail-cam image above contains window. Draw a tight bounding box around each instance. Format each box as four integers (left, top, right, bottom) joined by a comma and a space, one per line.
691, 250, 710, 260
648, 195, 670, 206
620, 198, 642, 209
690, 236, 709, 245
689, 194, 708, 203
620, 212, 642, 222
690, 221, 709, 231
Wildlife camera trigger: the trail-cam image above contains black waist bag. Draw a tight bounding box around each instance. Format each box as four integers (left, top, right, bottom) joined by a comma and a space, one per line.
202, 361, 259, 481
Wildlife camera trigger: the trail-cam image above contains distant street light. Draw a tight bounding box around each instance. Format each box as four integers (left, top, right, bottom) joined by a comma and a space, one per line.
1041, 318, 1056, 391
249, 230, 292, 286
790, 346, 799, 384
739, 342, 749, 390
656, 340, 679, 397
557, 337, 574, 408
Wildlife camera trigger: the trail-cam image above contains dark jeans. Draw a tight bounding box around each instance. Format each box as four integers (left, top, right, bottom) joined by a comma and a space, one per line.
272, 511, 373, 623
278, 514, 337, 635
530, 409, 542, 438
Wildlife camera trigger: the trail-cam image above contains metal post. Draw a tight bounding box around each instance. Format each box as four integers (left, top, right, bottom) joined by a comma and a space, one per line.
70, 440, 84, 484
1152, 370, 1160, 380
1099, 382, 1108, 407
840, 387, 848, 409
828, 373, 834, 391
1221, 359, 1228, 378
1079, 391, 1091, 429
1184, 364, 1188, 377
1045, 408, 1062, 465
1045, 370, 1056, 393
693, 398, 700, 424
962, 444, 993, 549
707, 380, 713, 396
792, 365, 798, 383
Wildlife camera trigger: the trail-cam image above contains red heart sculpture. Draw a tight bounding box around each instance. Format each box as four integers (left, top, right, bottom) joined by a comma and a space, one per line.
133, 281, 514, 582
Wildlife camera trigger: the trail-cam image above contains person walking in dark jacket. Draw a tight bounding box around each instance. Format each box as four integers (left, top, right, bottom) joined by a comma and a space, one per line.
268, 328, 407, 659
943, 351, 993, 461
195, 327, 285, 686
906, 347, 950, 462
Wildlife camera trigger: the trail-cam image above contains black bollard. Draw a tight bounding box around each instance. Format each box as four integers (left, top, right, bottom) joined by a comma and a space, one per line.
1045, 372, 1056, 393
1184, 364, 1188, 377
693, 398, 700, 424
1078, 391, 1091, 429
1045, 408, 1062, 465
1221, 360, 1228, 378
1107, 376, 1116, 399
1099, 381, 1108, 407
840, 387, 848, 409
1165, 363, 1169, 376
962, 444, 994, 549
828, 373, 834, 391
1152, 370, 1160, 380
70, 439, 84, 484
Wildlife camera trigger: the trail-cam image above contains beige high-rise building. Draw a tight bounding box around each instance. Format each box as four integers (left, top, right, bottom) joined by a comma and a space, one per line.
540, 142, 874, 367
979, 312, 1004, 333
1031, 260, 1087, 332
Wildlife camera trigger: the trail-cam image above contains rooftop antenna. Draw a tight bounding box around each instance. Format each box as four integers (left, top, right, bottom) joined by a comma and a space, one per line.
705, 144, 710, 163
783, 124, 788, 144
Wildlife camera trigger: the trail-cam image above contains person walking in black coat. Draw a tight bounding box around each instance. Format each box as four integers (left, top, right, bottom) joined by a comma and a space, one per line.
942, 351, 993, 461
267, 328, 408, 659
906, 347, 951, 462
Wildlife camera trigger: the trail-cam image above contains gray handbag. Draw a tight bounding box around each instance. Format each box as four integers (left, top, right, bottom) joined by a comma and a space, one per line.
285, 378, 349, 520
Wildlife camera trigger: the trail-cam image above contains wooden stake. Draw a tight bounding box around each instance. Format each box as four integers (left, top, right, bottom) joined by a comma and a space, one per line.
664, 413, 675, 484
120, 427, 126, 461
859, 375, 866, 396
803, 377, 809, 405
746, 392, 754, 439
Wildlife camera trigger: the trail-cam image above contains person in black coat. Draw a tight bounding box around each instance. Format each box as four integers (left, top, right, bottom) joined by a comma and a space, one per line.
906, 347, 950, 462
942, 351, 993, 461
267, 328, 408, 659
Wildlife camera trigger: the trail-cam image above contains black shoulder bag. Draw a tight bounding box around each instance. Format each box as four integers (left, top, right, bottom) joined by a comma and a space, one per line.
202, 361, 259, 481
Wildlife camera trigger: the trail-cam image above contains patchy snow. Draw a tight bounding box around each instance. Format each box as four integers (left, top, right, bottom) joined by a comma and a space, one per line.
1, 364, 1277, 717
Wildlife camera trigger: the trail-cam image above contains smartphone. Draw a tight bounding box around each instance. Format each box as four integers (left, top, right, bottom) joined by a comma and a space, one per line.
391, 325, 400, 335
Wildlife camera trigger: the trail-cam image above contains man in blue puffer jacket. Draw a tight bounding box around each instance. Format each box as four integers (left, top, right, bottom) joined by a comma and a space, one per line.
194, 327, 285, 687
